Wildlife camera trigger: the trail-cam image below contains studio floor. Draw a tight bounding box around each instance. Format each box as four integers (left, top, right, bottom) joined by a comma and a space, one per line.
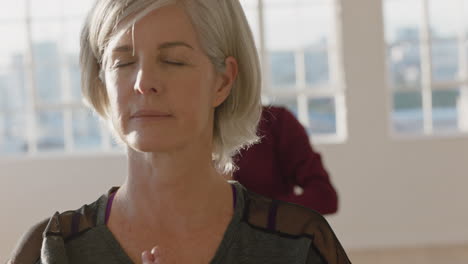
348, 243, 468, 264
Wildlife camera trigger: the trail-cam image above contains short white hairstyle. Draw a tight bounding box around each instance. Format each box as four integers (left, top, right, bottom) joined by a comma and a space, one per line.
80, 0, 262, 174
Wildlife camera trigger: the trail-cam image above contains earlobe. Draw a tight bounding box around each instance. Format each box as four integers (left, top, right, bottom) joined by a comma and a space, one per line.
212, 56, 238, 107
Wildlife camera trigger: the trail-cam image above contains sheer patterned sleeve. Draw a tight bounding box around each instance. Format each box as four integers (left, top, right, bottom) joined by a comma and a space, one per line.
275, 202, 350, 263
246, 190, 351, 264
7, 218, 49, 264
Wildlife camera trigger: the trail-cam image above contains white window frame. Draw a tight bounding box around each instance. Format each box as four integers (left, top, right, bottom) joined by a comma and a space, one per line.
386, 0, 468, 138
255, 0, 347, 144
3, 0, 347, 157
17, 0, 113, 155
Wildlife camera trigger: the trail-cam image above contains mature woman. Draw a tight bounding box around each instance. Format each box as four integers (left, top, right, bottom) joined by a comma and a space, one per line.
9, 0, 351, 263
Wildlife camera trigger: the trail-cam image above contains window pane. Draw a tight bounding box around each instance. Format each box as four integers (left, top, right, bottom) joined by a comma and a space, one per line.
65, 20, 84, 101
270, 51, 296, 87
0, 2, 26, 20
31, 0, 95, 18
265, 0, 333, 88
388, 42, 422, 89
265, 0, 333, 50
429, 0, 463, 39
459, 89, 468, 131
37, 110, 64, 151
0, 23, 28, 111
0, 112, 28, 154
30, 0, 63, 19
466, 37, 468, 72
239, 0, 260, 47
0, 23, 27, 74
432, 39, 460, 82
33, 41, 61, 104
0, 71, 6, 110
271, 97, 298, 117
73, 109, 102, 150
308, 97, 336, 135
392, 91, 424, 133
384, 0, 423, 89
31, 21, 63, 103
0, 62, 27, 110
432, 89, 460, 132
305, 46, 329, 86
62, 20, 83, 58
63, 0, 96, 17
111, 136, 126, 152
384, 0, 422, 44
70, 57, 82, 101
32, 18, 86, 103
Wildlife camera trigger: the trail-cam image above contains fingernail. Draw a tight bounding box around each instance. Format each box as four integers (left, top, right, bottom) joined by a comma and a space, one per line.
143, 250, 156, 262
151, 246, 159, 257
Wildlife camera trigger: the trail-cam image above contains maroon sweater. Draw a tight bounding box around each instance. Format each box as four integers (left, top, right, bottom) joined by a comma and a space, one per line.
233, 105, 338, 215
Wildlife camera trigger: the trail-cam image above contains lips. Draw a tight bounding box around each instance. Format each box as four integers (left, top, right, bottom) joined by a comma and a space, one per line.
131, 110, 172, 118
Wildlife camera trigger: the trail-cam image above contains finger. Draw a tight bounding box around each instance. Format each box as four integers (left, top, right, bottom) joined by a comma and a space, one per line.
151, 246, 159, 258
141, 250, 156, 264
151, 246, 161, 263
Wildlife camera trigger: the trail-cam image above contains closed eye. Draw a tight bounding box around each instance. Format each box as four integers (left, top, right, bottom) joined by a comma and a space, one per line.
164, 60, 185, 66
114, 62, 135, 68
110, 60, 185, 69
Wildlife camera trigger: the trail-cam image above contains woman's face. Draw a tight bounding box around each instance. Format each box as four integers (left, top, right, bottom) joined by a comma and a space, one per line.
103, 4, 230, 153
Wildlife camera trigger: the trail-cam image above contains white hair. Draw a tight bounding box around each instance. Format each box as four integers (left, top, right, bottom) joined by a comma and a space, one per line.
80, 0, 262, 174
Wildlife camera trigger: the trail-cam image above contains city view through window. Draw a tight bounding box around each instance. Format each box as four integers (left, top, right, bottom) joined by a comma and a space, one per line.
0, 0, 467, 155
385, 0, 468, 135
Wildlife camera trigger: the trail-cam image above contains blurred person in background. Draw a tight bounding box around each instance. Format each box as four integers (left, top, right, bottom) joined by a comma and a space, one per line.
233, 105, 338, 215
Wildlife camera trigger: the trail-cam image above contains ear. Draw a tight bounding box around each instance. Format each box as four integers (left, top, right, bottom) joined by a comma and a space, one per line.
212, 56, 238, 108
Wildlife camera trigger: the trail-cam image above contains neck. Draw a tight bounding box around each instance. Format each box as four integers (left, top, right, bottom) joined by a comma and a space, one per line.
113, 147, 233, 232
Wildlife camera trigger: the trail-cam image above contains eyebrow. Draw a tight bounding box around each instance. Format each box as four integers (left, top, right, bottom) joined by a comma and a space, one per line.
111, 41, 194, 53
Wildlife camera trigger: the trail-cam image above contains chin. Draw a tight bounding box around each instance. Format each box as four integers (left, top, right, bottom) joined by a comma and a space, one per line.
126, 134, 186, 154
127, 140, 174, 153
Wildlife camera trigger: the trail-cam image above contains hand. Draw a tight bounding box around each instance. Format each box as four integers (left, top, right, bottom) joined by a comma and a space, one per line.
141, 246, 161, 264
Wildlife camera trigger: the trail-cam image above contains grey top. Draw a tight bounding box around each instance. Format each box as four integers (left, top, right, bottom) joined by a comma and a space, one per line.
8, 182, 351, 264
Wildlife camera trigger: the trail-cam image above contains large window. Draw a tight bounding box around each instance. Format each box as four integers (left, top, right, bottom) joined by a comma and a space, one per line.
384, 0, 468, 136
241, 0, 346, 142
0, 0, 345, 156
0, 0, 116, 155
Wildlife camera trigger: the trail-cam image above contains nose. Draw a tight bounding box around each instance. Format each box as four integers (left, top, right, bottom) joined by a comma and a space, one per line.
134, 63, 160, 95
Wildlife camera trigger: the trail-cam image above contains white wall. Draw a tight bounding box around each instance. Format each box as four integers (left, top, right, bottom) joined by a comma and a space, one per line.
2, 0, 468, 262
324, 0, 468, 249
0, 154, 127, 261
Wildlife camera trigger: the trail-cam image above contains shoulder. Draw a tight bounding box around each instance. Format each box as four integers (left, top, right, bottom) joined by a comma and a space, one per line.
258, 105, 295, 138
262, 105, 304, 135
261, 105, 291, 121
7, 218, 49, 264
244, 188, 327, 235
7, 195, 105, 264
263, 105, 296, 119
242, 188, 351, 263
